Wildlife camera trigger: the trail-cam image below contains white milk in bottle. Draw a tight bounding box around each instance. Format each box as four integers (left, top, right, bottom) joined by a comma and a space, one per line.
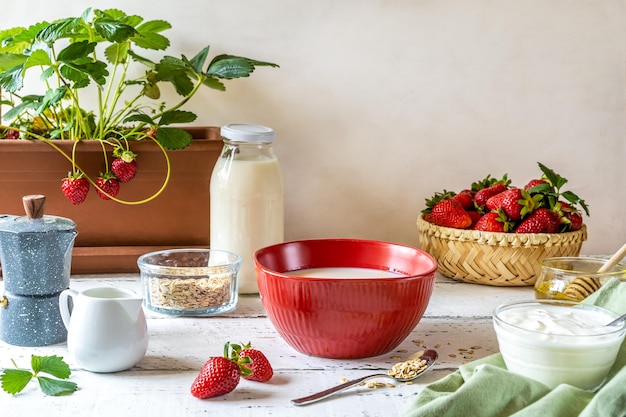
210, 124, 284, 294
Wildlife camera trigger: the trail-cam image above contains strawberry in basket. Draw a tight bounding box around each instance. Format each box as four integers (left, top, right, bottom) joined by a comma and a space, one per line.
421, 163, 589, 234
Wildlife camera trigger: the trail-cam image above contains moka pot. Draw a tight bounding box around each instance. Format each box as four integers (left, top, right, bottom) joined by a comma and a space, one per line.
0, 195, 77, 346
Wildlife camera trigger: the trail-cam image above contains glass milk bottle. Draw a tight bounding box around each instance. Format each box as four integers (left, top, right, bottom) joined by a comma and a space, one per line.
210, 124, 284, 294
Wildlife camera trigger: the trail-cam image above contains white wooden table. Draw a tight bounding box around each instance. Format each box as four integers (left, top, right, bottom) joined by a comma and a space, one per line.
0, 273, 532, 416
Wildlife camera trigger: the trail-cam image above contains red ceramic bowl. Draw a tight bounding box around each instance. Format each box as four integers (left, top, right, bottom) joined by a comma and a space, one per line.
254, 239, 437, 359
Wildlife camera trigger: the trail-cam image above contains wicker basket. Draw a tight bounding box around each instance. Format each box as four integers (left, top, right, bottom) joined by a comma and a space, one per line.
416, 214, 587, 286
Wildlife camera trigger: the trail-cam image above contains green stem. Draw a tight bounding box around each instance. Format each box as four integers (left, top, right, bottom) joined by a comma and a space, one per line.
0, 125, 171, 205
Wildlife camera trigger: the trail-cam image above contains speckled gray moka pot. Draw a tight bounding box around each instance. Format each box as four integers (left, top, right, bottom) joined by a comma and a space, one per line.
0, 195, 77, 346
0, 291, 67, 346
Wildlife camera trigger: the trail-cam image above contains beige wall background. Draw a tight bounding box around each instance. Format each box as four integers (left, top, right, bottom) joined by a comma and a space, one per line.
2, 0, 625, 255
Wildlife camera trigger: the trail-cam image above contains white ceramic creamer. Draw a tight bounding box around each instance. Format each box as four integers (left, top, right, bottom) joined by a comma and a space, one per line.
210, 124, 284, 294
59, 287, 149, 373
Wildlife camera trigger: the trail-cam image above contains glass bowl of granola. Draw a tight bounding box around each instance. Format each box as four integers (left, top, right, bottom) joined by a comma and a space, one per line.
137, 249, 241, 316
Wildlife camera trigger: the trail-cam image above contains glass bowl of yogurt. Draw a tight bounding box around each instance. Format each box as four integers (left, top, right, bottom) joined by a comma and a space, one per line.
493, 300, 626, 391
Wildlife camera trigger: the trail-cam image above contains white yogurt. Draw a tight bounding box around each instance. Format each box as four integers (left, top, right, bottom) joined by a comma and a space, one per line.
493, 302, 626, 390
287, 267, 405, 278
497, 306, 612, 337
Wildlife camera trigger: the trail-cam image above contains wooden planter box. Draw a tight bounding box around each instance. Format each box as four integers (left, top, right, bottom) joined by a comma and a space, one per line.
0, 127, 222, 274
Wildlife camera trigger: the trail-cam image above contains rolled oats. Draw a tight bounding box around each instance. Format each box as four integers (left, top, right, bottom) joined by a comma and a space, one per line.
388, 356, 428, 380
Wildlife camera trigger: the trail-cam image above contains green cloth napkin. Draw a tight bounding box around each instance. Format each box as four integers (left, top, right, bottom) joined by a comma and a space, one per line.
402, 279, 626, 417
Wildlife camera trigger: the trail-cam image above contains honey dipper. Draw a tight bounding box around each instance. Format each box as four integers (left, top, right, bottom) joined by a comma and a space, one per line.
563, 243, 626, 301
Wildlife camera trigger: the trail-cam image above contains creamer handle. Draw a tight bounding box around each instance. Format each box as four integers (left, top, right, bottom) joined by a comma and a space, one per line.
58, 289, 77, 329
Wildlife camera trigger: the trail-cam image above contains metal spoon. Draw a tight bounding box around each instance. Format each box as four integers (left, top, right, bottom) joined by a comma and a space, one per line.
291, 349, 438, 406
606, 312, 626, 327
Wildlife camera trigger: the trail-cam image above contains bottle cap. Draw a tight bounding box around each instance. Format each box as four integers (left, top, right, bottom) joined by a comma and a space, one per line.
221, 123, 275, 143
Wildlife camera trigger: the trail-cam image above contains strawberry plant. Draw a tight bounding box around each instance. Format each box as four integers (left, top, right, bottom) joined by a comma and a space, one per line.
0, 8, 278, 205
422, 162, 589, 233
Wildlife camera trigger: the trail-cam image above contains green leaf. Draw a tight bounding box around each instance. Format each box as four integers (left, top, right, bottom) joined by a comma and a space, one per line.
61, 60, 109, 86
0, 27, 29, 53
0, 65, 25, 92
154, 56, 195, 96
207, 54, 278, 80
40, 66, 55, 81
31, 355, 71, 379
132, 32, 170, 51
158, 110, 196, 126
538, 162, 568, 191
136, 19, 171, 34
36, 18, 79, 43
155, 127, 193, 150
93, 18, 138, 43
123, 113, 155, 124
34, 86, 68, 116
104, 42, 129, 65
37, 376, 77, 396
59, 65, 91, 88
132, 20, 171, 50
188, 46, 209, 73
1, 369, 33, 395
207, 55, 254, 79
202, 77, 226, 91
24, 49, 52, 69
57, 40, 96, 61
2, 98, 40, 120
562, 190, 590, 216
127, 50, 156, 68
0, 53, 28, 71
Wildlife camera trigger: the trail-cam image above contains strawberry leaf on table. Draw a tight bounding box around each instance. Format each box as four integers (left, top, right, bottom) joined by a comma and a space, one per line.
1, 355, 77, 396
1, 369, 33, 395
31, 355, 72, 379
37, 376, 78, 396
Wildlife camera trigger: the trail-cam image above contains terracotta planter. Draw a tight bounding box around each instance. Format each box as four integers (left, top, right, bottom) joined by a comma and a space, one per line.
0, 127, 222, 273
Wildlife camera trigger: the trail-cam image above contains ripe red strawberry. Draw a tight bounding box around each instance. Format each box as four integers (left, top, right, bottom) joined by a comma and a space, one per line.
111, 149, 138, 182
61, 173, 90, 205
190, 356, 241, 399
524, 179, 548, 191
515, 208, 560, 233
429, 199, 472, 229
453, 190, 475, 211
474, 183, 508, 207
467, 210, 482, 227
2, 128, 20, 139
557, 201, 583, 231
111, 158, 137, 182
473, 210, 512, 232
239, 347, 273, 382
486, 188, 540, 221
96, 173, 120, 200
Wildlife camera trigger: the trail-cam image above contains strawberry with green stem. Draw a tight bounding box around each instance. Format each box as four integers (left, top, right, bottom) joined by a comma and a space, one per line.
515, 207, 561, 233
61, 171, 90, 205
472, 174, 510, 208
485, 187, 542, 221
231, 342, 274, 383
422, 194, 472, 229
96, 172, 120, 200
473, 209, 514, 232
190, 342, 253, 399
111, 147, 138, 183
